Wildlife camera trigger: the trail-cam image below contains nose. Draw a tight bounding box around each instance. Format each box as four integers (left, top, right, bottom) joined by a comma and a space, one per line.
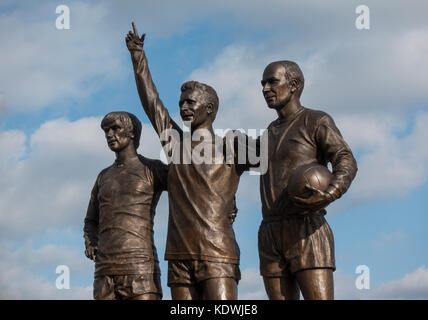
180, 102, 191, 113
106, 128, 114, 137
262, 83, 271, 93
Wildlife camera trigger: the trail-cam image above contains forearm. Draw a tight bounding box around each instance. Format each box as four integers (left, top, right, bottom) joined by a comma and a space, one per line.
316, 117, 358, 200
327, 151, 358, 199
83, 219, 98, 249
130, 50, 175, 136
83, 183, 100, 249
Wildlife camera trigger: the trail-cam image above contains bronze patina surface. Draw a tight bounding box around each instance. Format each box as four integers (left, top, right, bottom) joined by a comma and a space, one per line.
84, 111, 168, 300
258, 61, 357, 300
126, 23, 256, 300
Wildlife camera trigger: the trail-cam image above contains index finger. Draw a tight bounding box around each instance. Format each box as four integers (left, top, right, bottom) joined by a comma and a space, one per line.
132, 21, 139, 37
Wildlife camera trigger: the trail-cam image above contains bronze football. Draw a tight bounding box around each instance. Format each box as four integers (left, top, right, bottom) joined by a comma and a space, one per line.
287, 163, 332, 199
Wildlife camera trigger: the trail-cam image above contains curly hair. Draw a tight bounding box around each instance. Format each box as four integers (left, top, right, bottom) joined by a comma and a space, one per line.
101, 111, 142, 149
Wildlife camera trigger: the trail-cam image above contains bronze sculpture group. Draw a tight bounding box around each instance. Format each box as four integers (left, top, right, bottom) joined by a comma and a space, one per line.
83, 22, 357, 300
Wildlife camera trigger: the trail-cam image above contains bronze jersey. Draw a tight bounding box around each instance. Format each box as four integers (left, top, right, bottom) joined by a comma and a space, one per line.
84, 155, 168, 276
260, 107, 357, 218
133, 52, 246, 264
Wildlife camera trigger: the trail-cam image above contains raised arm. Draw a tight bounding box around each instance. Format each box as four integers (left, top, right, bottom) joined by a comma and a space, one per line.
125, 22, 182, 142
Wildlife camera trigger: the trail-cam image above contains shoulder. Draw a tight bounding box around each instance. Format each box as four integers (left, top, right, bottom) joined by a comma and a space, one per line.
99, 165, 113, 176
137, 154, 168, 172
302, 107, 335, 127
302, 107, 330, 120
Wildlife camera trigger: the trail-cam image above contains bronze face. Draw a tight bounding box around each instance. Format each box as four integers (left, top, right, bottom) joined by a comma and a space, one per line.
261, 63, 293, 110
101, 118, 134, 152
179, 88, 212, 129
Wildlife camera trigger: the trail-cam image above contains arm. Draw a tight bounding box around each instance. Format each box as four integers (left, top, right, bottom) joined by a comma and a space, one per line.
152, 159, 169, 192
126, 23, 182, 144
293, 114, 358, 208
83, 178, 100, 261
229, 195, 238, 224
316, 114, 358, 200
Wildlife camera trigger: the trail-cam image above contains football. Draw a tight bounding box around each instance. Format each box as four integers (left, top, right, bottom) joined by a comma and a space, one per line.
287, 163, 332, 199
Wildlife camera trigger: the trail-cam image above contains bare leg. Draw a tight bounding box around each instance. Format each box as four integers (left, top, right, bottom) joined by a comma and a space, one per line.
171, 285, 201, 300
202, 278, 237, 300
263, 276, 300, 300
295, 268, 334, 300
131, 293, 161, 300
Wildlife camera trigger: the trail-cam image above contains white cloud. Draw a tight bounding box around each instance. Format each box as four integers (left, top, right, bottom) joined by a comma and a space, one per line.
0, 94, 6, 115
189, 29, 428, 130
2, 0, 428, 114
0, 1, 123, 111
235, 266, 428, 300
333, 266, 428, 300
0, 130, 26, 164
371, 230, 406, 249
309, 266, 428, 300
335, 266, 428, 300
189, 45, 274, 130
369, 266, 428, 299
334, 271, 358, 299
188, 31, 428, 208
238, 268, 267, 300
335, 112, 428, 204
0, 242, 93, 299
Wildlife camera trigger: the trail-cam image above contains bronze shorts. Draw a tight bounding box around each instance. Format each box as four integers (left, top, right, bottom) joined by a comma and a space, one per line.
93, 274, 162, 300
167, 260, 241, 287
258, 213, 335, 277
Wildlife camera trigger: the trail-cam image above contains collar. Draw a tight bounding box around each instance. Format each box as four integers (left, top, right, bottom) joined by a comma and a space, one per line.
114, 155, 140, 168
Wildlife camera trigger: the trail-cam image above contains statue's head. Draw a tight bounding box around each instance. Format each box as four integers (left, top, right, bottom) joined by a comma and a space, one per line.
179, 81, 219, 129
261, 60, 304, 109
101, 111, 142, 152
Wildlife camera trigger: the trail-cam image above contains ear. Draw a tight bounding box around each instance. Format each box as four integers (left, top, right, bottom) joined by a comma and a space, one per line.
289, 78, 300, 93
206, 103, 213, 115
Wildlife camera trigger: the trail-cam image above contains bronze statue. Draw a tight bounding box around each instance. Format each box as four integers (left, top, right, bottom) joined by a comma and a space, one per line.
125, 23, 255, 300
83, 111, 168, 300
258, 61, 358, 299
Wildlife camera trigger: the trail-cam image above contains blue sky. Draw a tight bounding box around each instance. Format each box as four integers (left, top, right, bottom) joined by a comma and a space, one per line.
1, 0, 428, 299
